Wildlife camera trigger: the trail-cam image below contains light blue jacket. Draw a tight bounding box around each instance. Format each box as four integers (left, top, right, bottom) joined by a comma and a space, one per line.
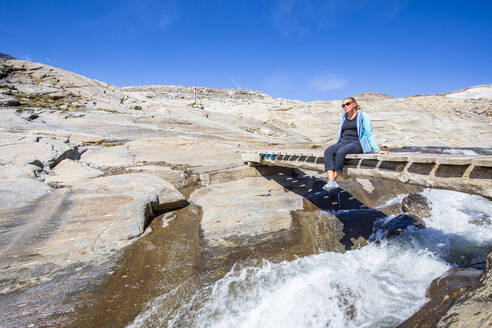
337, 110, 380, 153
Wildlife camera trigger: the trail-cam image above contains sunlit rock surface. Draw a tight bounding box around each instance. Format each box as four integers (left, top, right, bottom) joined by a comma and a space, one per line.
0, 57, 491, 327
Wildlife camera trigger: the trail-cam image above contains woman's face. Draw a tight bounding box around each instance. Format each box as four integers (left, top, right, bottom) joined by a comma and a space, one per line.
342, 99, 356, 114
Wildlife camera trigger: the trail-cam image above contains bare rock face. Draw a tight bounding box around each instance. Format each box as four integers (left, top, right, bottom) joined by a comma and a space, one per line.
354, 92, 394, 101
0, 172, 186, 294
0, 59, 134, 112
45, 158, 104, 186
402, 193, 432, 218
1, 57, 491, 325
80, 145, 136, 168
0, 133, 74, 168
191, 176, 303, 249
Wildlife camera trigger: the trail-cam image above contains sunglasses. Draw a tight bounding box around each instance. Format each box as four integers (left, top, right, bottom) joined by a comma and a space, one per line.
342, 101, 353, 108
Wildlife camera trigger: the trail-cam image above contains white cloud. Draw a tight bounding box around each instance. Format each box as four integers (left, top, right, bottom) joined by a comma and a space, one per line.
308, 73, 347, 92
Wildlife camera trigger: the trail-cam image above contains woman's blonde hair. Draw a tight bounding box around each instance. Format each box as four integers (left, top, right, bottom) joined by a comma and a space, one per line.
344, 97, 361, 110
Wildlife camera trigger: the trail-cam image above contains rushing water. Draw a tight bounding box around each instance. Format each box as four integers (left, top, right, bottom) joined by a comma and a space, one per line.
129, 189, 492, 328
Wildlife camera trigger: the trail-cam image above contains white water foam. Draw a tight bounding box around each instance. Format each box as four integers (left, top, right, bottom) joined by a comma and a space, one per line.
129, 189, 492, 328
405, 189, 492, 266
165, 244, 448, 328
422, 189, 492, 242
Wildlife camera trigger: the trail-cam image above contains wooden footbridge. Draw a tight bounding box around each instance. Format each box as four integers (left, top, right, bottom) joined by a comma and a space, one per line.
241, 150, 492, 199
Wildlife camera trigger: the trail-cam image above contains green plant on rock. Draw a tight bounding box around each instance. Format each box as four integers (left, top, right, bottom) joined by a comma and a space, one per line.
12, 91, 77, 110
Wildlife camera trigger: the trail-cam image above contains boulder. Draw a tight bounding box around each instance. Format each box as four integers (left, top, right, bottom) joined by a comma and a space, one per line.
381, 214, 426, 238
401, 193, 431, 218
436, 251, 492, 328
398, 268, 482, 328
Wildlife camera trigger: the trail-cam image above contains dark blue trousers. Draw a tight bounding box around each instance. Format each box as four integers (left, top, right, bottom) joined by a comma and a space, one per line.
324, 141, 363, 172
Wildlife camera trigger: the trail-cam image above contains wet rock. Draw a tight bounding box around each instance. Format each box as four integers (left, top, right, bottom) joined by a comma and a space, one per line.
436, 251, 492, 328
161, 212, 177, 228
292, 210, 346, 254
398, 268, 482, 328
350, 236, 369, 249
401, 193, 431, 218
426, 268, 482, 299
382, 214, 426, 238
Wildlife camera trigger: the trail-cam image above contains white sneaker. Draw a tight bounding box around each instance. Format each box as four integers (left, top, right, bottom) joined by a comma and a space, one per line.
323, 179, 339, 191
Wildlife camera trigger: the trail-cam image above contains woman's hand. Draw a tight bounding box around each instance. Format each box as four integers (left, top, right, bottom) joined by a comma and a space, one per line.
378, 150, 392, 154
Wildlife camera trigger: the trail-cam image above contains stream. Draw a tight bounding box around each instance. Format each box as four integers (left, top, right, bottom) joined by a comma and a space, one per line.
125, 189, 492, 328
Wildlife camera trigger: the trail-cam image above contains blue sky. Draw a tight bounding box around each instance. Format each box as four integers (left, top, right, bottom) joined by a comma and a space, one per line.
1, 0, 491, 101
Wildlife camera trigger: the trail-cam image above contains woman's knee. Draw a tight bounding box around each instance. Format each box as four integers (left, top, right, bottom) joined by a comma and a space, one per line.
324, 146, 336, 156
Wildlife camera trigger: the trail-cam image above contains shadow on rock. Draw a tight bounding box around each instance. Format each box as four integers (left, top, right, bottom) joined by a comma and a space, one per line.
256, 166, 388, 250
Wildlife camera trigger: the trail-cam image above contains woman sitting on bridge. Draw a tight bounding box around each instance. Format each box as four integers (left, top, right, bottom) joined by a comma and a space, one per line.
323, 96, 390, 191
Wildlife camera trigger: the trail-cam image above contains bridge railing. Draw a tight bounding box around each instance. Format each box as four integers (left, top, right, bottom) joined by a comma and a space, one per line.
241, 150, 492, 199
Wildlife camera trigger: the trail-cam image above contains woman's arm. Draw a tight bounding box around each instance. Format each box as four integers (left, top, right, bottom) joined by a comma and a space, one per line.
361, 113, 381, 153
